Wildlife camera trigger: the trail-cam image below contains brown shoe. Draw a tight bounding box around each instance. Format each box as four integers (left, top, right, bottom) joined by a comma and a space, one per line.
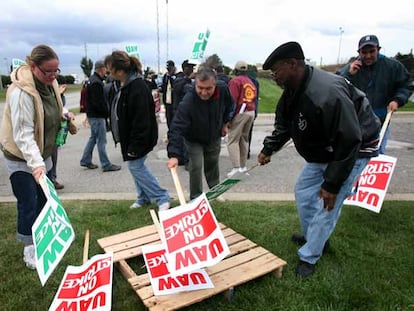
53, 181, 64, 190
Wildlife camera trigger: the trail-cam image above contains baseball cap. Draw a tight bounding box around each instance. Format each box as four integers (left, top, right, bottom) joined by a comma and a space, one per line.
166, 60, 175, 67
182, 59, 196, 69
234, 61, 248, 71
358, 35, 379, 50
94, 60, 105, 70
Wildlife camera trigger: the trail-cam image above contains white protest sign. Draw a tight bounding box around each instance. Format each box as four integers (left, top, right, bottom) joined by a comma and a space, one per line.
125, 44, 140, 59
344, 154, 397, 213
33, 175, 75, 286
158, 193, 229, 276
142, 244, 213, 296
188, 29, 210, 64
12, 58, 26, 70
49, 253, 113, 311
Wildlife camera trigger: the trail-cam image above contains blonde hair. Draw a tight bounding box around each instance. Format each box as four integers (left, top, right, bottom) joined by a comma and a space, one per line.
26, 44, 59, 66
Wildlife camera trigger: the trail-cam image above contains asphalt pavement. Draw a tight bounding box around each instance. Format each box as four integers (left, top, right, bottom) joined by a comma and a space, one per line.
0, 93, 413, 203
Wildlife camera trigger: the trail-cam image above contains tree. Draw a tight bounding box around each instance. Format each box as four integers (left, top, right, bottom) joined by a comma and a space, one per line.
205, 54, 223, 69
80, 57, 93, 78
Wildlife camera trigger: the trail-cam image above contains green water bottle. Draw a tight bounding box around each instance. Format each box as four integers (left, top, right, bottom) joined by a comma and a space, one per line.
55, 120, 68, 146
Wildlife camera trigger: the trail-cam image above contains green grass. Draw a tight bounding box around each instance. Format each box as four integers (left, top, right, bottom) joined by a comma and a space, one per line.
1, 200, 413, 310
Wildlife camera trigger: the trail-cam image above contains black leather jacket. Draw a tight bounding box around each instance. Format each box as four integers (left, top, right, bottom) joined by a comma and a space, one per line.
261, 65, 381, 194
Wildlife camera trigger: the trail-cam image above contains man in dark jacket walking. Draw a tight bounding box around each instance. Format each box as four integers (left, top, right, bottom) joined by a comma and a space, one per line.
80, 60, 121, 172
167, 66, 235, 200
258, 42, 381, 278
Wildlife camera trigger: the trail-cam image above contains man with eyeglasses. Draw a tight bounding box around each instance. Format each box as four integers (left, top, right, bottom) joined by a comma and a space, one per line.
258, 41, 381, 278
337, 34, 412, 153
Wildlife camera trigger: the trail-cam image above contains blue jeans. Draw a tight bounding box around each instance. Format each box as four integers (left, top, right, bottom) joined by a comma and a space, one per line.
294, 158, 370, 264
127, 155, 170, 206
10, 171, 47, 245
80, 117, 111, 169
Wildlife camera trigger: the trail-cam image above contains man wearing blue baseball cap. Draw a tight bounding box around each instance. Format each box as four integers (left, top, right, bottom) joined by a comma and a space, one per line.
337, 34, 412, 153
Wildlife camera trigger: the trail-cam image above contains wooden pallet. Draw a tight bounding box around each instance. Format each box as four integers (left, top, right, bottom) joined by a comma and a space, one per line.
97, 222, 287, 311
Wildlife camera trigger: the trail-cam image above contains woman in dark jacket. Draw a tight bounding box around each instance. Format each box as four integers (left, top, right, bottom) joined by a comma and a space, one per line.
104, 51, 170, 211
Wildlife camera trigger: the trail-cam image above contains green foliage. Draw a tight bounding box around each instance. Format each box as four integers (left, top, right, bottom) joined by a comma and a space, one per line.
56, 75, 75, 85
1, 200, 413, 310
80, 57, 93, 78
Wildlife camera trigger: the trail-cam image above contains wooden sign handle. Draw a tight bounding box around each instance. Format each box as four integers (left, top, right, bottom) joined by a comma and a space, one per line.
83, 229, 90, 264
170, 166, 187, 205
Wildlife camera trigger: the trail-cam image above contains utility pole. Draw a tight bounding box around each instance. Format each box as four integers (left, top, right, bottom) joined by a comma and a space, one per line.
156, 0, 160, 73
337, 27, 344, 64
166, 0, 169, 62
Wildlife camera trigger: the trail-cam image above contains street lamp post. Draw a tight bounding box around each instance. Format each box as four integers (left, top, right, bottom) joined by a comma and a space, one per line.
337, 27, 344, 64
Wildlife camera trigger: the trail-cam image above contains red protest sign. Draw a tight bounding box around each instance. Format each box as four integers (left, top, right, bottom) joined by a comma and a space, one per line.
344, 154, 397, 213
159, 193, 229, 275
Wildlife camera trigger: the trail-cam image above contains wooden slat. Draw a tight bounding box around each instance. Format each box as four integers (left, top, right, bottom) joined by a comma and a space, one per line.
98, 223, 287, 311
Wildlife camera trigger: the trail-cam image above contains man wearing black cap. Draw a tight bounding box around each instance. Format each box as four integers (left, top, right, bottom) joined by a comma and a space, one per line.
337, 34, 412, 154
80, 60, 121, 172
258, 41, 381, 277
161, 60, 178, 129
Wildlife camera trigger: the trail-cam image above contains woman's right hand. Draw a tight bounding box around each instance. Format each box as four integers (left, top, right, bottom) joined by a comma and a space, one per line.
32, 166, 46, 183
167, 157, 178, 169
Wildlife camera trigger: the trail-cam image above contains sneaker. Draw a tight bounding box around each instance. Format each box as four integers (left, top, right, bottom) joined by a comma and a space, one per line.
129, 202, 143, 209
158, 202, 170, 211
239, 167, 247, 173
81, 163, 99, 169
295, 260, 316, 278
103, 164, 121, 172
53, 181, 64, 190
291, 233, 330, 253
23, 245, 36, 270
227, 167, 240, 178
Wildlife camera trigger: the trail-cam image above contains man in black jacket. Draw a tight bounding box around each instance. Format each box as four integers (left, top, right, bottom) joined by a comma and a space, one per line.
80, 60, 121, 172
258, 42, 381, 278
167, 66, 235, 200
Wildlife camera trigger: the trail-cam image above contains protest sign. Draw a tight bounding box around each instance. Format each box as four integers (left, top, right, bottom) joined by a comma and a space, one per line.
158, 193, 229, 275
49, 253, 113, 311
142, 244, 213, 296
344, 154, 397, 213
33, 175, 75, 286
188, 29, 210, 64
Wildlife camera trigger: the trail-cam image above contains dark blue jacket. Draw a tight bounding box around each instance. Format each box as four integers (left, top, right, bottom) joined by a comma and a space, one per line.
167, 81, 235, 158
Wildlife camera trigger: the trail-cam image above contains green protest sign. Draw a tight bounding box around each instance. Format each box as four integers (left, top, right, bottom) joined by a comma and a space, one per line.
125, 44, 140, 59
188, 29, 210, 64
206, 178, 241, 200
33, 175, 75, 286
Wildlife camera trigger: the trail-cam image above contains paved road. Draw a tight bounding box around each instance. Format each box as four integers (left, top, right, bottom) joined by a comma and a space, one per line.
0, 93, 413, 203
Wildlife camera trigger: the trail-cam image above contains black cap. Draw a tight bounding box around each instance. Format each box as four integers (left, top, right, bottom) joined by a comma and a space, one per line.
166, 60, 175, 67
262, 41, 305, 70
182, 59, 196, 69
358, 35, 379, 50
94, 60, 105, 70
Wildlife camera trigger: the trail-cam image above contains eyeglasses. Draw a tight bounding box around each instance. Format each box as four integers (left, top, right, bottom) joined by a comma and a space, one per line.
38, 66, 61, 77
270, 61, 289, 77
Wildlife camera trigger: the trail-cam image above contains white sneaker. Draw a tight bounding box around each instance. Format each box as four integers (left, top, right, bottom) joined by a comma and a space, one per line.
227, 167, 240, 178
129, 202, 142, 209
158, 202, 170, 211
239, 167, 247, 173
23, 245, 36, 270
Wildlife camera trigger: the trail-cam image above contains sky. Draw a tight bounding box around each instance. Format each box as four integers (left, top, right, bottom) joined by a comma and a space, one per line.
1, 0, 413, 79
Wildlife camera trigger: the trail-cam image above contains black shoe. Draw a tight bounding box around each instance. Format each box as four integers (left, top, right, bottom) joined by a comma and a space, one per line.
81, 163, 99, 169
295, 260, 316, 278
103, 164, 121, 172
291, 233, 330, 253
291, 233, 307, 246
53, 181, 64, 190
